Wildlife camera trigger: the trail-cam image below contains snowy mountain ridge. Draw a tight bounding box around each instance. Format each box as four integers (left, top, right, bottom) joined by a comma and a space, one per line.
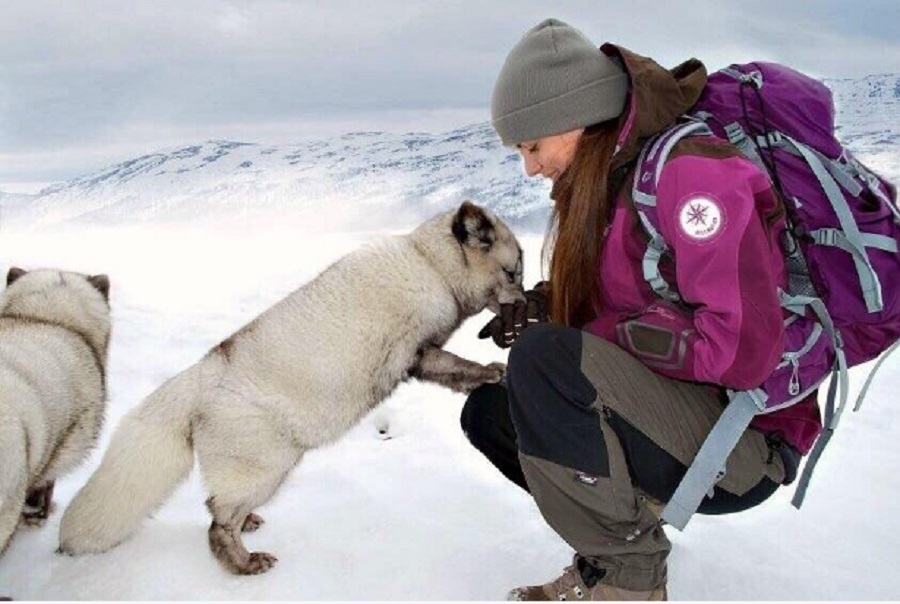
2, 73, 898, 232
2, 127, 552, 231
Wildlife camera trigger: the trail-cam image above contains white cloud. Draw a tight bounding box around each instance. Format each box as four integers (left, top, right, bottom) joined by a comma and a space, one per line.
1, 0, 897, 182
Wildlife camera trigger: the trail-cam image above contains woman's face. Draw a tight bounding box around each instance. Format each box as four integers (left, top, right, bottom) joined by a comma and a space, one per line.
516, 128, 584, 182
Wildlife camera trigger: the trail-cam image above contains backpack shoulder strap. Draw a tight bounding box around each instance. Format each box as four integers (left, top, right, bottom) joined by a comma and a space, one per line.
661, 388, 768, 530
632, 120, 713, 206
631, 120, 714, 303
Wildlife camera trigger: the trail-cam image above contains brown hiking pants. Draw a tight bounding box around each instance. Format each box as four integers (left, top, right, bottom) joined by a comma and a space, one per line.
475, 324, 786, 591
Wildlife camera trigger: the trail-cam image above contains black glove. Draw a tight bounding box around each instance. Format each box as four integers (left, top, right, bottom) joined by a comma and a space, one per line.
478, 281, 550, 349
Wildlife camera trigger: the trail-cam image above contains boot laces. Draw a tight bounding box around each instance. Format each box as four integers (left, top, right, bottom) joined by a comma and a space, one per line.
550, 562, 586, 600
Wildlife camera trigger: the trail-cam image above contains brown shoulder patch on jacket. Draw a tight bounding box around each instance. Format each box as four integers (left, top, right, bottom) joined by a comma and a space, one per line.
669, 137, 746, 162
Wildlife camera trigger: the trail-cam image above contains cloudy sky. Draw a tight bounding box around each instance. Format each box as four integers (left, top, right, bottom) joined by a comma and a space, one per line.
1, 0, 898, 190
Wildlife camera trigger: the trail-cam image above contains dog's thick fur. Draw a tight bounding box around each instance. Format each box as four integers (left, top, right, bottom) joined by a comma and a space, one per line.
59, 202, 523, 574
0, 268, 111, 556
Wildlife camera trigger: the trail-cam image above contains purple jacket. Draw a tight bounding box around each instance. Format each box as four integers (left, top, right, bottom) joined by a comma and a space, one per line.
582, 46, 822, 453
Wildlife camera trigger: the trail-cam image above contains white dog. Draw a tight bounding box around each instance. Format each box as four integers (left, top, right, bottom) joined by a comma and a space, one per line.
59, 201, 523, 574
0, 268, 111, 556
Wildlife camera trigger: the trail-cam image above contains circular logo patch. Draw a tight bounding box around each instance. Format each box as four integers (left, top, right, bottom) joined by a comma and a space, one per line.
677, 196, 724, 242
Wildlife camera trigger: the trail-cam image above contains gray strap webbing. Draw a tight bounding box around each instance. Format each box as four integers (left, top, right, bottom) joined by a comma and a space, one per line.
730, 126, 869, 205
721, 67, 763, 88
757, 132, 895, 221
772, 141, 865, 197
633, 189, 657, 207
830, 347, 850, 431
792, 347, 848, 508
778, 291, 839, 347
777, 289, 850, 438
888, 196, 900, 224
723, 122, 769, 175
720, 67, 745, 81
854, 339, 900, 412
783, 134, 884, 312
815, 149, 864, 197
754, 131, 785, 149
792, 364, 838, 508
851, 157, 897, 211
652, 122, 711, 185
661, 389, 767, 530
812, 228, 898, 254
632, 122, 713, 302
637, 210, 681, 303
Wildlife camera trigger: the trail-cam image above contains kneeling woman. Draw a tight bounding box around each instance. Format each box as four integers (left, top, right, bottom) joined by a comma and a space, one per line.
463, 18, 821, 601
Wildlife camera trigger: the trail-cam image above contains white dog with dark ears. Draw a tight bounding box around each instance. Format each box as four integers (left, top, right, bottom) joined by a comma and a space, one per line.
59, 201, 524, 575
0, 268, 111, 557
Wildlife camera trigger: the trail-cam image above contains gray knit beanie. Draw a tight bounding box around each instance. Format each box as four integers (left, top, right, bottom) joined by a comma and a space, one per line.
491, 18, 628, 146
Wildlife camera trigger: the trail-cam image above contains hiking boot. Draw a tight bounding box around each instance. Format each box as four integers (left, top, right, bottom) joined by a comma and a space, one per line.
507, 555, 667, 601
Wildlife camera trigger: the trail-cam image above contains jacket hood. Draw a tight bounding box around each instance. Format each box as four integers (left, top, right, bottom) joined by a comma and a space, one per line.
601, 44, 708, 171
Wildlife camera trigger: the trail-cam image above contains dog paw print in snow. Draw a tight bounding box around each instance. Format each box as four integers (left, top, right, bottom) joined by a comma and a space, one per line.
375, 416, 393, 440
371, 407, 409, 441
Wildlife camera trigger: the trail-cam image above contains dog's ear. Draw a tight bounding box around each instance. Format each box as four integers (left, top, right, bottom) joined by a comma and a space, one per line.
452, 201, 495, 250
6, 267, 27, 286
87, 274, 110, 301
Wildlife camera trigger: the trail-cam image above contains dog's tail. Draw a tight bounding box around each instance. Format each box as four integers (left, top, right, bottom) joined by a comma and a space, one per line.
0, 416, 27, 556
59, 363, 207, 555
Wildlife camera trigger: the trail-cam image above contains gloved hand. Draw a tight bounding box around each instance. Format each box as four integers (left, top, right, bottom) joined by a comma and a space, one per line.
478, 281, 549, 348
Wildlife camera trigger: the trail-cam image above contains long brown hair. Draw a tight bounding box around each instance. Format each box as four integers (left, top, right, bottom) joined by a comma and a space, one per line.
543, 119, 622, 327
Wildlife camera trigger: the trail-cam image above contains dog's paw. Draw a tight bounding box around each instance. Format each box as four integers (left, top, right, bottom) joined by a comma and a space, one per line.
484, 362, 506, 384
241, 513, 265, 533
444, 362, 508, 395
21, 502, 55, 527
242, 551, 278, 575
22, 514, 48, 528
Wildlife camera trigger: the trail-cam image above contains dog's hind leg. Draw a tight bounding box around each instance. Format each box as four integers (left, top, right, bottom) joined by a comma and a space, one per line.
22, 481, 54, 527
411, 345, 506, 394
28, 404, 102, 527
0, 424, 28, 555
197, 408, 301, 575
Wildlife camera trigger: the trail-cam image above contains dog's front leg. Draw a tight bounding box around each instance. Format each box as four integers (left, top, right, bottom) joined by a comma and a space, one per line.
411, 346, 505, 394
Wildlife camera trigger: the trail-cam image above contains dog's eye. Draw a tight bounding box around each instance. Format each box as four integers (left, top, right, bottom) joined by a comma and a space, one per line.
503, 269, 517, 284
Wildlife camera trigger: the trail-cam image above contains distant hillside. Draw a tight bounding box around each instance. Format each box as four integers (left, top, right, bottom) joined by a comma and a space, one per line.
2, 73, 897, 232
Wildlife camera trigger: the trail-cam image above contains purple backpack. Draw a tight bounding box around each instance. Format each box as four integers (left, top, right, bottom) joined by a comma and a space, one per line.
633, 63, 900, 529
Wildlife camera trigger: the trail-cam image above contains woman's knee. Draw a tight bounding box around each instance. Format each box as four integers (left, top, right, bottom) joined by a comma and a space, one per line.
507, 323, 560, 384
507, 323, 597, 413
460, 382, 511, 447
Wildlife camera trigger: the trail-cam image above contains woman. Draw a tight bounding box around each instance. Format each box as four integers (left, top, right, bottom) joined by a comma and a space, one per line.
462, 18, 822, 601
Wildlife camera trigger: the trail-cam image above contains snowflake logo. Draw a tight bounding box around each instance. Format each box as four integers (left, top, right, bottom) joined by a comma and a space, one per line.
678, 196, 725, 242
686, 202, 709, 226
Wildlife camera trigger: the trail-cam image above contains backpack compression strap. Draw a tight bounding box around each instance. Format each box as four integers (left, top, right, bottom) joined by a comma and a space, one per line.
782, 134, 887, 313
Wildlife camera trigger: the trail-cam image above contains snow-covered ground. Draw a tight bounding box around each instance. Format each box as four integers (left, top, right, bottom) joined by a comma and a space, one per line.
0, 223, 898, 600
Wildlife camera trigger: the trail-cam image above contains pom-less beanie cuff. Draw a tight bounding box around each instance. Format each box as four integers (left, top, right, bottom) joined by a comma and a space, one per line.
492, 72, 627, 146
